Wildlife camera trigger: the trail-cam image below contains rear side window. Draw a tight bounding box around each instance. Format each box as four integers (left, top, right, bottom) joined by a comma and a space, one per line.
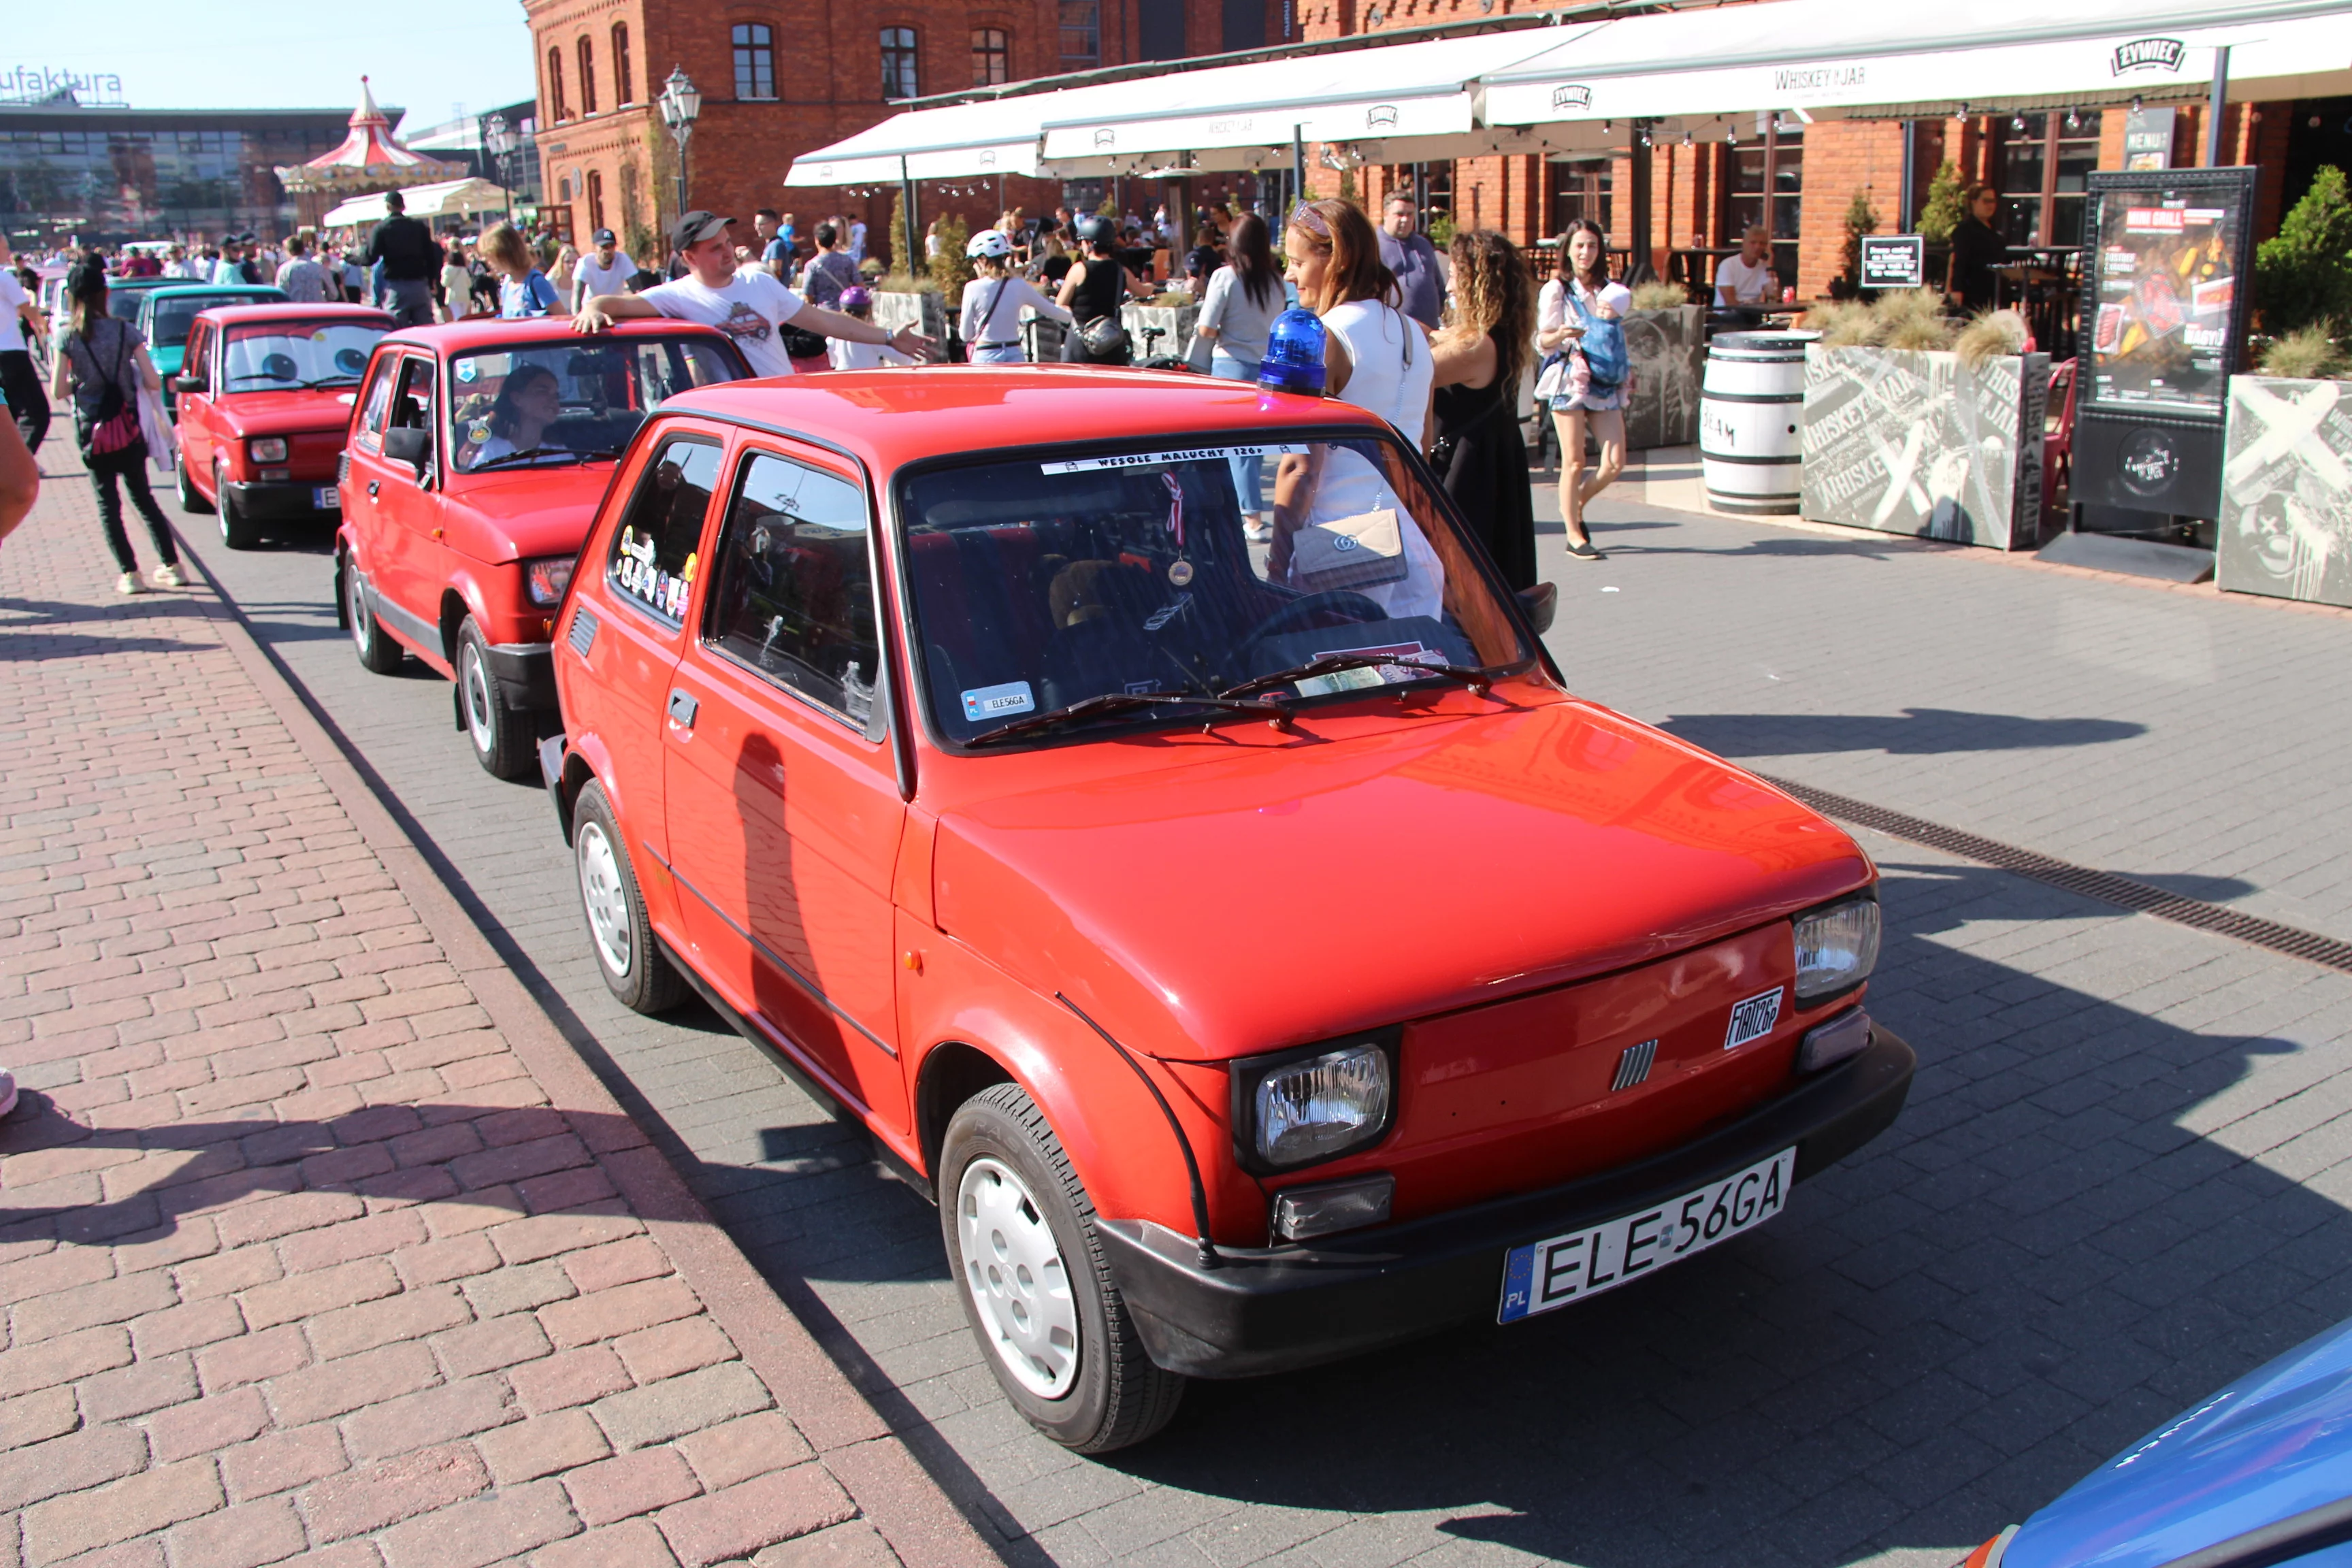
357, 355, 399, 446
706, 451, 878, 728
609, 435, 723, 622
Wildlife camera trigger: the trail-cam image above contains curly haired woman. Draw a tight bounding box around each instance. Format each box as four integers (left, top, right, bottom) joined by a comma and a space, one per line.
1429, 227, 1539, 589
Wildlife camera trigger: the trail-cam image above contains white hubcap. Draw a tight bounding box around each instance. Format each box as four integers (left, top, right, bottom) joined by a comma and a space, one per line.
347, 568, 370, 649
576, 820, 632, 976
958, 1156, 1078, 1399
461, 644, 496, 750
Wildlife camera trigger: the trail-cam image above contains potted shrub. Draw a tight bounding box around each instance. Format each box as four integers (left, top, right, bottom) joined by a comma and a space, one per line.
2217, 323, 2352, 608
1797, 291, 2050, 549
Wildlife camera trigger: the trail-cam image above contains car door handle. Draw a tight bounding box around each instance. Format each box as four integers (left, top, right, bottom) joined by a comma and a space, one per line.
366, 480, 379, 498
667, 689, 698, 730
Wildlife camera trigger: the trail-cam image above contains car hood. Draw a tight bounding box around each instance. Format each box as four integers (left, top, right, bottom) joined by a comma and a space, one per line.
2010, 1314, 2352, 1568
444, 465, 618, 562
214, 388, 360, 435
931, 699, 1872, 1062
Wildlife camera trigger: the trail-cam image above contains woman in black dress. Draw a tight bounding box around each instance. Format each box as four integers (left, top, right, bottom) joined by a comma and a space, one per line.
1428, 228, 1539, 590
1947, 182, 2006, 314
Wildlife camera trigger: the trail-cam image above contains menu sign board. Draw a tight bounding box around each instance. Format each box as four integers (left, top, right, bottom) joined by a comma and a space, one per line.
1859, 235, 1925, 290
2083, 169, 2255, 421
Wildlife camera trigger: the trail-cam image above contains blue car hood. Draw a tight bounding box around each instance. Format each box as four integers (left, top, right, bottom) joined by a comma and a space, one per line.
2012, 1316, 2352, 1567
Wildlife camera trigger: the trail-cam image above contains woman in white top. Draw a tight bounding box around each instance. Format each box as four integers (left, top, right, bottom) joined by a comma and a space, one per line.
960, 230, 1071, 364
1537, 218, 1631, 560
1266, 197, 1446, 622
1195, 212, 1286, 536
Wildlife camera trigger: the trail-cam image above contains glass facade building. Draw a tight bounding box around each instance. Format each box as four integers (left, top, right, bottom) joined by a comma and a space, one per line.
0, 105, 358, 247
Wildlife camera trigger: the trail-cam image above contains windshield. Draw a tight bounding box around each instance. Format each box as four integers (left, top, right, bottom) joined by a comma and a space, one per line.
105, 282, 169, 321
898, 431, 1535, 747
152, 293, 276, 348
223, 323, 386, 389
451, 337, 744, 472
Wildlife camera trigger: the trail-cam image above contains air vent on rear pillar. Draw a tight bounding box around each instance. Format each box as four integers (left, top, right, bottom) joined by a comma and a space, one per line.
568, 606, 599, 657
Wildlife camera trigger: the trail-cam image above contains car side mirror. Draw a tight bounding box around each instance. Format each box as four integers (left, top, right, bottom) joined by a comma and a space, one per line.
174, 373, 205, 395
1517, 581, 1557, 636
382, 425, 430, 474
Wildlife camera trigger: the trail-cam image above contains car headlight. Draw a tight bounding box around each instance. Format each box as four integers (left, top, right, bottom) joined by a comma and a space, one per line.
525, 556, 575, 606
1234, 1033, 1395, 1171
248, 436, 288, 463
1793, 895, 1880, 1003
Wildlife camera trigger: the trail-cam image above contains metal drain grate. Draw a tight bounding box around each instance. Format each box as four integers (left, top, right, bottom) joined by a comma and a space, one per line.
1762, 775, 2352, 976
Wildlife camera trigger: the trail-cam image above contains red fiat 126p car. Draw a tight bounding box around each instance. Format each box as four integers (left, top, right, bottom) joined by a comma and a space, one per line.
337, 318, 749, 779
173, 303, 394, 549
538, 369, 1915, 1452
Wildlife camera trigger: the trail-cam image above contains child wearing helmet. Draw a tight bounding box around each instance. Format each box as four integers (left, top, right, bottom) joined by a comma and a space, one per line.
962, 227, 1073, 364
827, 286, 917, 370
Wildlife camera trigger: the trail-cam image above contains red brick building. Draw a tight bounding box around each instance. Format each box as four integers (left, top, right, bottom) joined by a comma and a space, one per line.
523, 0, 1285, 267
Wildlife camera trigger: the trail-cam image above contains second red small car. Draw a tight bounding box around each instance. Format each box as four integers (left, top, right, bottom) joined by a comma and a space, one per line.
337, 318, 749, 778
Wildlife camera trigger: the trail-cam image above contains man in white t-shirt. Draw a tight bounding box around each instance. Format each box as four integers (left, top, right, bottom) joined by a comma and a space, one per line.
574, 210, 934, 378
572, 228, 637, 313
1714, 225, 1779, 308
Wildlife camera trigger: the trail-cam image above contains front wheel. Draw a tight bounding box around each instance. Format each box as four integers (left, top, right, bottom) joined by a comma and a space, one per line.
345, 552, 404, 674
217, 464, 259, 549
572, 779, 683, 1015
457, 618, 536, 780
176, 453, 213, 514
940, 1082, 1186, 1452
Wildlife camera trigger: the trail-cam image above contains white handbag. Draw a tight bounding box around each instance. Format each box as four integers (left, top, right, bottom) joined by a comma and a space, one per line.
1290, 507, 1406, 591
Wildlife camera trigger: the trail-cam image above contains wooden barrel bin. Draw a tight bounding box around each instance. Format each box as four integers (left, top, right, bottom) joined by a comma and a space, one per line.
1701, 331, 1814, 514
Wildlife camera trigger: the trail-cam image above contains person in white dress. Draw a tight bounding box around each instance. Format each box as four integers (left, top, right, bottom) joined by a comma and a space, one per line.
826, 287, 915, 369
958, 230, 1071, 364
1537, 218, 1631, 561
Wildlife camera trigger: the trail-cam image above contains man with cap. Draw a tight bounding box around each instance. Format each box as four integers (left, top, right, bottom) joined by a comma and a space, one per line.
572, 228, 637, 314
574, 210, 934, 378
364, 190, 444, 328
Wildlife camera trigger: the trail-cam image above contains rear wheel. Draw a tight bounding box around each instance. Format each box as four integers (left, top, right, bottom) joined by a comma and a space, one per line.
456, 618, 536, 780
216, 463, 259, 549
345, 551, 404, 674
572, 779, 683, 1015
940, 1082, 1186, 1452
175, 453, 213, 514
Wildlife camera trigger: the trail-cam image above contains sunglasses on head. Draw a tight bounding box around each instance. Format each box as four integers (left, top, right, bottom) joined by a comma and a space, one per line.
1286, 203, 1332, 240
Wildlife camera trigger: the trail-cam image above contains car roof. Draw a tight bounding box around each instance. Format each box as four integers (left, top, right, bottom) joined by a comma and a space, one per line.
203, 304, 395, 328
656, 367, 1390, 476
145, 284, 285, 299
380, 318, 734, 354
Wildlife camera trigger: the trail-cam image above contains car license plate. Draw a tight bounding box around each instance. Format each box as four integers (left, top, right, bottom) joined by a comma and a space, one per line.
1497, 1147, 1795, 1323
314, 485, 340, 510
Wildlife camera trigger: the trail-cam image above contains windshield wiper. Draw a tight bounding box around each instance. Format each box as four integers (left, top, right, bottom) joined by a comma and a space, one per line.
468, 446, 622, 472
1219, 652, 1498, 702
964, 689, 1288, 748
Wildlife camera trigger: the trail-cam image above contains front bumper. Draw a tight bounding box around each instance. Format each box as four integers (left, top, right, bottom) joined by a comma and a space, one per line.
1100, 1026, 1916, 1379
225, 479, 340, 521
484, 642, 557, 710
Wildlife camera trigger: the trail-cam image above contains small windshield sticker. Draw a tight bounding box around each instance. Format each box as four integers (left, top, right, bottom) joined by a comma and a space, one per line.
962, 681, 1035, 721
1294, 641, 1437, 695
455, 359, 478, 383
1040, 444, 1307, 474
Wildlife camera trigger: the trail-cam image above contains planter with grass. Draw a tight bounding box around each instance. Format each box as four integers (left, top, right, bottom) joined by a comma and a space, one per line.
1122, 298, 1200, 363
1797, 293, 2050, 550
2217, 327, 2352, 608
872, 280, 947, 342
1623, 282, 1704, 449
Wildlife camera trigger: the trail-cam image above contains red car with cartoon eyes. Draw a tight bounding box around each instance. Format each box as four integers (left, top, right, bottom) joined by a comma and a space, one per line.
334, 318, 751, 779
536, 368, 1916, 1453
172, 304, 394, 549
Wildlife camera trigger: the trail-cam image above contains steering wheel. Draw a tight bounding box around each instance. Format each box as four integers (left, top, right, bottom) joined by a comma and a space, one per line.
1239, 590, 1384, 653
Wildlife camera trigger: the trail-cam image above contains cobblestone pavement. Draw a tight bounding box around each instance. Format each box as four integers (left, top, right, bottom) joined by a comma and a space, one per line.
117, 463, 2352, 1568
0, 460, 993, 1568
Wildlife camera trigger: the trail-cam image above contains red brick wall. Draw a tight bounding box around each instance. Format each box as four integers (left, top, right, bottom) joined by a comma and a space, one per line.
1797, 118, 1905, 297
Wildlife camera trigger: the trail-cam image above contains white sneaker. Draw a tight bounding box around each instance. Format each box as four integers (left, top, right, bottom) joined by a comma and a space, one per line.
0, 1068, 18, 1120
116, 572, 144, 595
152, 562, 184, 589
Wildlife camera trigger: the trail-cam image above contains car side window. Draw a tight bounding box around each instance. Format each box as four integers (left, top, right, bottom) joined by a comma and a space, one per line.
184, 323, 208, 386
357, 355, 398, 449
608, 436, 723, 623
706, 450, 879, 730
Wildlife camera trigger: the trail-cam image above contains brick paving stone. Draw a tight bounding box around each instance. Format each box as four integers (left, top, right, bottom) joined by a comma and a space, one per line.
0, 472, 985, 1568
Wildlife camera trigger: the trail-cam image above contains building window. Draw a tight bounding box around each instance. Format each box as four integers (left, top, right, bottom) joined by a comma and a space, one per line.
578, 37, 598, 115
1138, 0, 1185, 61
1549, 159, 1614, 239
587, 169, 606, 233
612, 24, 634, 104
546, 47, 569, 122
881, 28, 919, 99
734, 24, 776, 101
972, 27, 1009, 86
1059, 0, 1098, 66
1725, 116, 1802, 287
1998, 111, 2102, 249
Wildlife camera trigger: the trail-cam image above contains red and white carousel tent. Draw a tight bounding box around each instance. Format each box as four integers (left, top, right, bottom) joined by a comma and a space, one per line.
275, 78, 467, 196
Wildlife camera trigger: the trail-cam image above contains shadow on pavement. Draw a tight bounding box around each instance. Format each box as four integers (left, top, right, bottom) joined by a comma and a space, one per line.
1660, 708, 2146, 758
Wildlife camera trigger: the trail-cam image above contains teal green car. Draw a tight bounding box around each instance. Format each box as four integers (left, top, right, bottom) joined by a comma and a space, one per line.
137, 284, 287, 384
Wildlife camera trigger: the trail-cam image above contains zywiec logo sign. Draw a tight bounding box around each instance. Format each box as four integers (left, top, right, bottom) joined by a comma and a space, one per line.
2112, 38, 2187, 76
2118, 427, 2183, 495
1549, 84, 1594, 112
977, 149, 997, 167
1092, 128, 1116, 148
1365, 104, 1399, 131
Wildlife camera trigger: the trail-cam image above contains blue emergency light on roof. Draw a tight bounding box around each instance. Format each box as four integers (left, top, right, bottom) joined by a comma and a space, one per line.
1258, 308, 1328, 395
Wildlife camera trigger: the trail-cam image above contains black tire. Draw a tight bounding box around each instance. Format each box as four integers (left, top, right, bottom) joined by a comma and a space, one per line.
217, 463, 260, 549
940, 1082, 1186, 1452
456, 617, 538, 780
572, 779, 683, 1015
345, 551, 405, 674
176, 453, 214, 514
